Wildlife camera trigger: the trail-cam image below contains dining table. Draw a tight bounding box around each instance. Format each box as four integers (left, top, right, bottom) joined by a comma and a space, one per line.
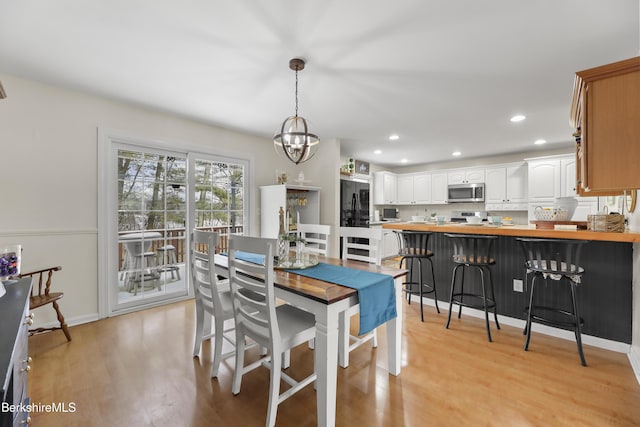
214, 254, 407, 427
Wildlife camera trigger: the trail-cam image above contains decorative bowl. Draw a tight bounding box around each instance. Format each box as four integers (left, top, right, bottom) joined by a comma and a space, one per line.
465, 216, 483, 225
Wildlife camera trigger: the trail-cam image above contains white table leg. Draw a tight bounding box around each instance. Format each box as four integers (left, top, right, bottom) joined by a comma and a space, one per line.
314, 303, 340, 427
387, 277, 403, 376
338, 309, 350, 368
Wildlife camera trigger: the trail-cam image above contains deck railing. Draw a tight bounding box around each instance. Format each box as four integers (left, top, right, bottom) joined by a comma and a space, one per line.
118, 226, 244, 269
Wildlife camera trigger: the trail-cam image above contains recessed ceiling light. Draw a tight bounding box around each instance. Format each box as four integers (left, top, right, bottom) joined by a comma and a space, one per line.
389, 134, 400, 141
400, 158, 408, 163
373, 149, 382, 155
452, 151, 461, 156
510, 114, 526, 122
534, 139, 547, 145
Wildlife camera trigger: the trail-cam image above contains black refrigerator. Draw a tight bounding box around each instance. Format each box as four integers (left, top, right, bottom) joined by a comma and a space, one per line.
340, 179, 370, 228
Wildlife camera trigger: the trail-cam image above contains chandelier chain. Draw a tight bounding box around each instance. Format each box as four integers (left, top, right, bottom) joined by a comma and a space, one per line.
294, 68, 299, 118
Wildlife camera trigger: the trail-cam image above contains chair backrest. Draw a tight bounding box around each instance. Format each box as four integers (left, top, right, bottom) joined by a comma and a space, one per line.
191, 230, 227, 315
339, 226, 383, 265
444, 233, 498, 266
297, 223, 331, 256
228, 235, 279, 348
394, 230, 432, 257
516, 238, 588, 276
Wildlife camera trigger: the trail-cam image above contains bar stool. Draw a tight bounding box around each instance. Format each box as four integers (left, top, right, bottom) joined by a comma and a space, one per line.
516, 238, 588, 366
394, 230, 439, 322
444, 234, 500, 341
156, 244, 181, 281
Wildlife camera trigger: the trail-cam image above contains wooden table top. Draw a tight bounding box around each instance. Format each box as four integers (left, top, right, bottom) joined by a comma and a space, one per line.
381, 222, 640, 243
273, 256, 408, 305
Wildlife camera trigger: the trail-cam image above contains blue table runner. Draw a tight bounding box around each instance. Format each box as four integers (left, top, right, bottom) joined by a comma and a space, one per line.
286, 263, 396, 335
223, 252, 397, 335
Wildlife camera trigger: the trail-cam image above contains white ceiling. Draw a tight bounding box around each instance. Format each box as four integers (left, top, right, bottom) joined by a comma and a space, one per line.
0, 1, 638, 166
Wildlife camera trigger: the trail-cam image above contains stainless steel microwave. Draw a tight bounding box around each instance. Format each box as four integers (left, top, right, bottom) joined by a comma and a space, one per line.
447, 183, 485, 203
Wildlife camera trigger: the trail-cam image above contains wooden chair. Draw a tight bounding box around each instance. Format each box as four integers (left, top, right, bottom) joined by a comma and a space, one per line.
19, 266, 72, 342
338, 226, 383, 368
228, 235, 317, 427
296, 223, 331, 256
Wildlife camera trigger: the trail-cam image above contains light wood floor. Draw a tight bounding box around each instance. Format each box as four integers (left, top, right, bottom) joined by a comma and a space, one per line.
28, 298, 640, 427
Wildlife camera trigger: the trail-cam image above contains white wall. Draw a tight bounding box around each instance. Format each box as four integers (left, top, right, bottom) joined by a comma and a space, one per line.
0, 74, 340, 326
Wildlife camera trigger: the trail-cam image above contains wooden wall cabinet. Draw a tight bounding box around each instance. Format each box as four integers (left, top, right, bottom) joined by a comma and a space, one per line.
571, 56, 640, 194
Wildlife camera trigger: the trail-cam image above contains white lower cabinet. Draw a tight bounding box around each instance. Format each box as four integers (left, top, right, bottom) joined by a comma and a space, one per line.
372, 225, 399, 259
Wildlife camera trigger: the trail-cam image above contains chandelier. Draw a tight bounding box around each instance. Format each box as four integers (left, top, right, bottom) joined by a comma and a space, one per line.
274, 58, 319, 164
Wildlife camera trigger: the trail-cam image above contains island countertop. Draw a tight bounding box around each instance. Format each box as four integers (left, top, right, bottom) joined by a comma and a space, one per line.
381, 222, 640, 243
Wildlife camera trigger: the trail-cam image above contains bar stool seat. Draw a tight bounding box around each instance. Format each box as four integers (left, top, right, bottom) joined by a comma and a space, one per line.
394, 230, 439, 322
516, 238, 588, 366
444, 234, 500, 341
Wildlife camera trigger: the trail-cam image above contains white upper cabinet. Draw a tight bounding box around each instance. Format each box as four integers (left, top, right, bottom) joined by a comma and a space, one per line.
447, 168, 485, 184
373, 171, 397, 204
561, 157, 578, 197
527, 158, 561, 200
485, 163, 527, 210
397, 172, 432, 204
431, 173, 448, 204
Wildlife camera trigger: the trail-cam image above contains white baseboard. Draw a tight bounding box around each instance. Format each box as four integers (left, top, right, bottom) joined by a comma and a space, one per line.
411, 296, 631, 354
629, 346, 640, 385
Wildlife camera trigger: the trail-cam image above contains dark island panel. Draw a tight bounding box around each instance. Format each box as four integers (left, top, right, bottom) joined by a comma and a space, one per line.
403, 232, 632, 343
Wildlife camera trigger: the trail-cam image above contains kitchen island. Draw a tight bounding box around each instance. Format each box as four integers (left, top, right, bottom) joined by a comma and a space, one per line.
383, 222, 638, 344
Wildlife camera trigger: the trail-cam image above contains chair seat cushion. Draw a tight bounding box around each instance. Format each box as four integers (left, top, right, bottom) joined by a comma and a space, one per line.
399, 248, 433, 257
30, 292, 64, 309
276, 304, 316, 347
452, 255, 495, 265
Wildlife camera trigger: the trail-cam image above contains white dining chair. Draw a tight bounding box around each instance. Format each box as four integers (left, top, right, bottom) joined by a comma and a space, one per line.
296, 223, 331, 256
191, 230, 237, 378
228, 234, 317, 427
338, 226, 383, 367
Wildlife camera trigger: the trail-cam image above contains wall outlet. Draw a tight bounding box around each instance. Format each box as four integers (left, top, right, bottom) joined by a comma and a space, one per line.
513, 279, 524, 292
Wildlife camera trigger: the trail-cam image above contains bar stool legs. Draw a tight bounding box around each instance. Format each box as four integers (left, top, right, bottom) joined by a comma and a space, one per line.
399, 256, 439, 322
524, 273, 587, 366
446, 263, 500, 342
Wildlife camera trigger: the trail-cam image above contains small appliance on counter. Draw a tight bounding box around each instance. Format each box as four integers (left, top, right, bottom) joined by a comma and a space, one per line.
450, 211, 488, 223
382, 208, 399, 221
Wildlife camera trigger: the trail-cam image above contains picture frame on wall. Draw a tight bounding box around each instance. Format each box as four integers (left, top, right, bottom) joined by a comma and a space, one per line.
355, 160, 370, 175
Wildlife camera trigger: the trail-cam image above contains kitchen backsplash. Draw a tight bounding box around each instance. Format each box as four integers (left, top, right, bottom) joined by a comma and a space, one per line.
390, 203, 528, 224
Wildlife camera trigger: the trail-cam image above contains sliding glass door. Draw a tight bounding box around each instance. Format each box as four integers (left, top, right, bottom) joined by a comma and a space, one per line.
99, 130, 250, 316
116, 148, 188, 309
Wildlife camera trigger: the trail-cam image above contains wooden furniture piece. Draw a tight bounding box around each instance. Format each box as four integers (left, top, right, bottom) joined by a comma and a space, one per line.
394, 230, 439, 321
1, 278, 32, 426
228, 235, 317, 427
191, 230, 236, 378
19, 266, 71, 342
516, 238, 589, 366
214, 253, 407, 427
296, 223, 331, 256
337, 226, 382, 368
570, 56, 640, 194
444, 234, 501, 342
